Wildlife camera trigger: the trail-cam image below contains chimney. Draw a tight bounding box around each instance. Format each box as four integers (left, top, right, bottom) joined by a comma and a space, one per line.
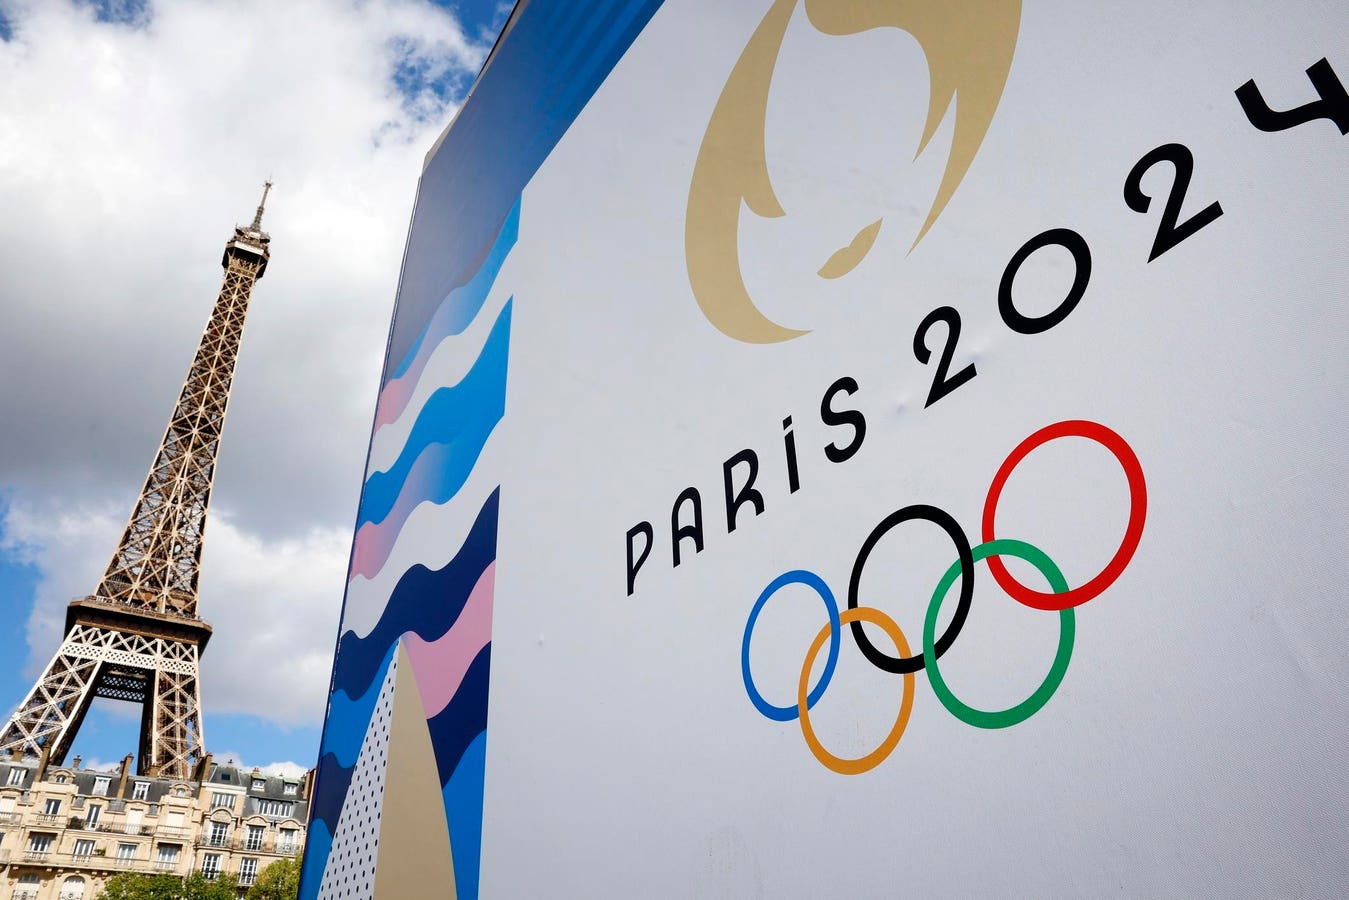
117, 754, 133, 798
72, 755, 82, 770
34, 745, 52, 784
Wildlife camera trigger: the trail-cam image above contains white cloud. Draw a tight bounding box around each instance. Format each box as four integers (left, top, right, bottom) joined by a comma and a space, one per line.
0, 0, 489, 732
195, 512, 350, 725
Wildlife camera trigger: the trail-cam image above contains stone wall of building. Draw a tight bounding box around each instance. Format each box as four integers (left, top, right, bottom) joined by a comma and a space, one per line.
0, 755, 311, 900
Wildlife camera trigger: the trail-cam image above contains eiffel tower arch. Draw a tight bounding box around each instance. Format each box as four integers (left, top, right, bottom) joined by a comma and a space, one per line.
0, 185, 274, 780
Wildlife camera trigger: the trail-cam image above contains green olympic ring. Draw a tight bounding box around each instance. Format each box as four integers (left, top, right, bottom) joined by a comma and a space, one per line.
923, 539, 1075, 729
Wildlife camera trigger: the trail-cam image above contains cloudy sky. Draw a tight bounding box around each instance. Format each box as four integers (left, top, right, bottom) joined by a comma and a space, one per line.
0, 0, 508, 776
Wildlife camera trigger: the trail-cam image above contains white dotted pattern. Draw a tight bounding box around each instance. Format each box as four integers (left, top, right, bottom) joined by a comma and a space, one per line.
317, 653, 397, 899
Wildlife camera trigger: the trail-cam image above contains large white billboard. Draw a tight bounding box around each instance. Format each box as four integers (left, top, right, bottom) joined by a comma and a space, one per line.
304, 1, 1349, 896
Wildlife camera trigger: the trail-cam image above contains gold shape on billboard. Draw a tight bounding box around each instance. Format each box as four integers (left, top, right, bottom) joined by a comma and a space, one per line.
686, 0, 1021, 343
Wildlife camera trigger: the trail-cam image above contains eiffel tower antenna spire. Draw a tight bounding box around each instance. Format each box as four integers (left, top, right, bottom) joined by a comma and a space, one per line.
0, 189, 274, 778
251, 179, 272, 232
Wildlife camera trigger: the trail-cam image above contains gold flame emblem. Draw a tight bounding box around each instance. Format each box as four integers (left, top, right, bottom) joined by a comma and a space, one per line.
686, 0, 1022, 343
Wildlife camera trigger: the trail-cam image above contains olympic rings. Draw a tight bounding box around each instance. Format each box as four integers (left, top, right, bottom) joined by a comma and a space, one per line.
982, 419, 1147, 611
741, 569, 841, 722
923, 540, 1073, 729
739, 419, 1146, 774
847, 504, 974, 674
798, 607, 915, 775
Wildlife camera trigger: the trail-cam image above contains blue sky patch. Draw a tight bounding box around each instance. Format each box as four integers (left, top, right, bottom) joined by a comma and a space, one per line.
80, 0, 150, 27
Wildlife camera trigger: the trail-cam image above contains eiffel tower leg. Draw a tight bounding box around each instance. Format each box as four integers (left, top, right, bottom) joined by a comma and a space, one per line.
145, 654, 204, 780
0, 631, 104, 764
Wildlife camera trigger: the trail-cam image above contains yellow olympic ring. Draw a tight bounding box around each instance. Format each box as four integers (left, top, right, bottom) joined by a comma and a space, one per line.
797, 607, 915, 775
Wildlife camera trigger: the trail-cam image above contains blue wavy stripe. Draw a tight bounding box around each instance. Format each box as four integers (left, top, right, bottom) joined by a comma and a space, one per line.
360, 301, 512, 526
385, 0, 665, 375
308, 751, 355, 832
298, 817, 332, 899
389, 198, 520, 381
444, 730, 487, 900
427, 644, 491, 788
320, 643, 398, 767
334, 489, 498, 699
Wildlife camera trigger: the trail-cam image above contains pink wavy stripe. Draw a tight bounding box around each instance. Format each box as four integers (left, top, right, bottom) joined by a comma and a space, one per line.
348, 450, 442, 581
373, 363, 424, 432
402, 562, 496, 719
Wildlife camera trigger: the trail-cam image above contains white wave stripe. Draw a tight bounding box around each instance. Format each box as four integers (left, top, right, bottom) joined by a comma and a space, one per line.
368, 270, 514, 475
341, 426, 506, 640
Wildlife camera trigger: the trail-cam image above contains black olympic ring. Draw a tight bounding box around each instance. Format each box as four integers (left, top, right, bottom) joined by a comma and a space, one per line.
846, 504, 975, 674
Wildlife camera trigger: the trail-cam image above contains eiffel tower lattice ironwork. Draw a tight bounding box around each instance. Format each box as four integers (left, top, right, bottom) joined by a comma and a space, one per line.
1, 184, 274, 779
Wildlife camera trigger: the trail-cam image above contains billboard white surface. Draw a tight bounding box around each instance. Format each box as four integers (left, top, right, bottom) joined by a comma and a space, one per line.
304, 2, 1349, 897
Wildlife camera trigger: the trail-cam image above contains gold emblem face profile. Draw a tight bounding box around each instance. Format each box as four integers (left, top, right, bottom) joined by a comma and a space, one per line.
685, 0, 1022, 344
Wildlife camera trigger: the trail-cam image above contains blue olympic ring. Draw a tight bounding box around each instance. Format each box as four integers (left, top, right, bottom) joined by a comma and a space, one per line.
741, 569, 841, 722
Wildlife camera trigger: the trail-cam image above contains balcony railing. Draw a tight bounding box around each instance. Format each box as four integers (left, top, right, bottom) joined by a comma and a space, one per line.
33, 813, 64, 825
95, 822, 154, 835
188, 833, 302, 854
199, 867, 221, 881
154, 860, 181, 873
21, 850, 51, 862
12, 891, 39, 900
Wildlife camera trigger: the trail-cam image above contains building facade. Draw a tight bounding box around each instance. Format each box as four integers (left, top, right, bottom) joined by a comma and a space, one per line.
0, 755, 310, 899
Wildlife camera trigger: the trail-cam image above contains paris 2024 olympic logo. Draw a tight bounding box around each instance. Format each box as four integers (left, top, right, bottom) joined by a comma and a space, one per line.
681, 1, 1148, 773
741, 420, 1147, 774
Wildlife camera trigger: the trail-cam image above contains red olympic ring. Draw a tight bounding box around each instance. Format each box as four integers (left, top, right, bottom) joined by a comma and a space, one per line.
982, 419, 1147, 611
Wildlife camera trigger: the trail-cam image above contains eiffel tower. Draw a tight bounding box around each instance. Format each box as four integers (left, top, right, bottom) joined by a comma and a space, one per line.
0, 184, 273, 779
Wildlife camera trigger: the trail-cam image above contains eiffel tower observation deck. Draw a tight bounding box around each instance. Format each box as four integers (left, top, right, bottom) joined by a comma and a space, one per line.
0, 184, 274, 780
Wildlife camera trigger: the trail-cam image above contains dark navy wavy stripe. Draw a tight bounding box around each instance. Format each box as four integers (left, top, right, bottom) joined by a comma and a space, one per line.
360, 302, 511, 526
309, 751, 356, 831
319, 643, 398, 768
426, 643, 492, 786
384, 0, 666, 376
333, 489, 499, 699
299, 819, 331, 894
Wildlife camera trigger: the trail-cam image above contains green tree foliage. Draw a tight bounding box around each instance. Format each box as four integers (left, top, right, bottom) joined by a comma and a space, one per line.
246, 856, 301, 900
98, 872, 239, 900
